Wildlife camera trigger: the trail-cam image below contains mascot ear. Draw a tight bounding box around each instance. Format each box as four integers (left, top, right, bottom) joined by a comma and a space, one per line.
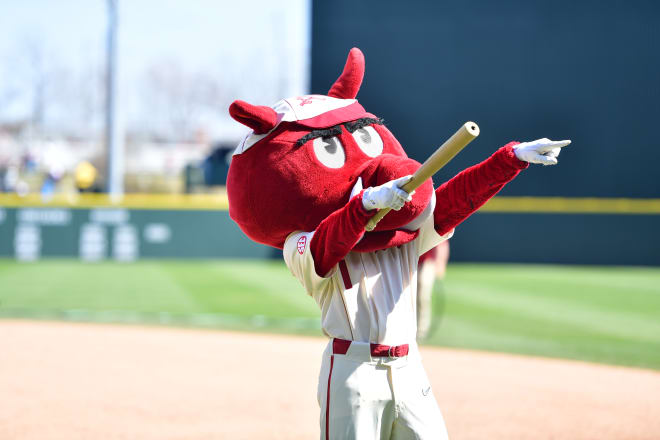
328, 47, 365, 99
229, 100, 278, 134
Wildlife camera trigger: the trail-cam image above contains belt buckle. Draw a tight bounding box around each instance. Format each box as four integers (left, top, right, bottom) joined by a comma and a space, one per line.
388, 346, 394, 358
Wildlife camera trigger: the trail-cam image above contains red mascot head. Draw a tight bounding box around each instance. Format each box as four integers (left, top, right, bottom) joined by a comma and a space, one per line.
227, 48, 434, 252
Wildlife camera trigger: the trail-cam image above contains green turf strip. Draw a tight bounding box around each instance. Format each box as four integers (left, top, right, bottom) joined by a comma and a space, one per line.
429, 264, 660, 369
0, 260, 658, 369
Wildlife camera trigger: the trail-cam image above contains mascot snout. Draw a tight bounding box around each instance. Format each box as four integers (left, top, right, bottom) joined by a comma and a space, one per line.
354, 154, 434, 232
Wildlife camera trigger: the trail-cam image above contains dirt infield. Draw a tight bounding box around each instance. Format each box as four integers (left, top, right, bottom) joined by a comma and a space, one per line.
1, 321, 659, 439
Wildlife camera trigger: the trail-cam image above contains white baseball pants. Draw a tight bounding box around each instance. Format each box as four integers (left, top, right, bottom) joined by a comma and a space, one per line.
317, 339, 449, 440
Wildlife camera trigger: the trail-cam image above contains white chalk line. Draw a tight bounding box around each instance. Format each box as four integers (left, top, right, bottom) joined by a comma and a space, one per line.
0, 308, 321, 331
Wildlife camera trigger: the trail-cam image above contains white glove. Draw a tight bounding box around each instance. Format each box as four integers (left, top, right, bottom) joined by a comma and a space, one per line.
362, 175, 414, 211
513, 138, 571, 166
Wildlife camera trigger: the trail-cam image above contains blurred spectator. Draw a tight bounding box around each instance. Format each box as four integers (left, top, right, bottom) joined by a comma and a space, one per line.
417, 240, 450, 341
0, 166, 6, 192
21, 152, 37, 173
75, 161, 98, 193
40, 165, 63, 198
3, 166, 20, 193
202, 143, 234, 186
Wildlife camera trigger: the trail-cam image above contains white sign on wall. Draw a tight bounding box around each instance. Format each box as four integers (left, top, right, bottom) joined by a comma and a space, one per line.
14, 225, 41, 261
144, 223, 171, 243
90, 209, 129, 224
113, 225, 139, 261
18, 209, 71, 225
79, 224, 107, 262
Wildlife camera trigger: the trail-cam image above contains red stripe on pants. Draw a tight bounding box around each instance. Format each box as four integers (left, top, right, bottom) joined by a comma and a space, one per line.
325, 354, 335, 440
339, 260, 351, 289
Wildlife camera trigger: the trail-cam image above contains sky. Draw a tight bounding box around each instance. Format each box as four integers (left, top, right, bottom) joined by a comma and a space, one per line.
0, 0, 311, 141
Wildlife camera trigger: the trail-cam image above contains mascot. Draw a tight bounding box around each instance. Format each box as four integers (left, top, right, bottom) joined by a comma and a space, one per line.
227, 48, 570, 439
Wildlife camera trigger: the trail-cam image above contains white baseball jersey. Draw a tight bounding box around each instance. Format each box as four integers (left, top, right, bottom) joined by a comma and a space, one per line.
283, 214, 453, 345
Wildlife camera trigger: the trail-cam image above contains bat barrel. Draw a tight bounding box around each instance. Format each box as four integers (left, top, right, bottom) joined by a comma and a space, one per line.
365, 121, 480, 232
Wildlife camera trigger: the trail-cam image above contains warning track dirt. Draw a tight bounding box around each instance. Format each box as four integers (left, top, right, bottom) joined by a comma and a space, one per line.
1, 320, 659, 439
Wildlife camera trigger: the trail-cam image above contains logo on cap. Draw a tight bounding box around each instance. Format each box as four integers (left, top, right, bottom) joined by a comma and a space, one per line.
297, 236, 307, 255
296, 96, 325, 107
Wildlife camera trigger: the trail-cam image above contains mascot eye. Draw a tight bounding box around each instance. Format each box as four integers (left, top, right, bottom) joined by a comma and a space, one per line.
352, 126, 383, 157
313, 136, 345, 168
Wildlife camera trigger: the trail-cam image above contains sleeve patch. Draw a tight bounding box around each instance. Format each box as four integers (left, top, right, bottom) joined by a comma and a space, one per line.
297, 236, 307, 254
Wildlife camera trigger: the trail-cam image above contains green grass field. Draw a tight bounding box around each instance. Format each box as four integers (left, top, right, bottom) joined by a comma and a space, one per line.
1, 259, 659, 370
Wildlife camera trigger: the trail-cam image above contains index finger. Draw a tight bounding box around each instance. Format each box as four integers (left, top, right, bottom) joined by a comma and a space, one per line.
394, 175, 413, 187
537, 139, 571, 153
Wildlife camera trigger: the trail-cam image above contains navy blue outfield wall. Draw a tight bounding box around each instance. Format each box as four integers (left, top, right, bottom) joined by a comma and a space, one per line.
311, 0, 660, 265
452, 213, 660, 266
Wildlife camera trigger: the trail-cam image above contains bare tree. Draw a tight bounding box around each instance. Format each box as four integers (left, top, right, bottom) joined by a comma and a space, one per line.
137, 60, 224, 142
0, 34, 107, 141
0, 36, 60, 138
19, 37, 51, 133
72, 51, 105, 139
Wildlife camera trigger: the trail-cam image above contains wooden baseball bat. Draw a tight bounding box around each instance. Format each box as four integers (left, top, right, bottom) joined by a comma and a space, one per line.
364, 121, 480, 232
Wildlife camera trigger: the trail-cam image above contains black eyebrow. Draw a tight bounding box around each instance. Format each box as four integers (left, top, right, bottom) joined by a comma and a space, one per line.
295, 125, 342, 147
294, 118, 385, 147
343, 117, 384, 133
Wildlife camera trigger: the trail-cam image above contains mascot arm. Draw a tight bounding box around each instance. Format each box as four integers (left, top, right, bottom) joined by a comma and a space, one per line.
310, 191, 376, 277
433, 142, 528, 235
